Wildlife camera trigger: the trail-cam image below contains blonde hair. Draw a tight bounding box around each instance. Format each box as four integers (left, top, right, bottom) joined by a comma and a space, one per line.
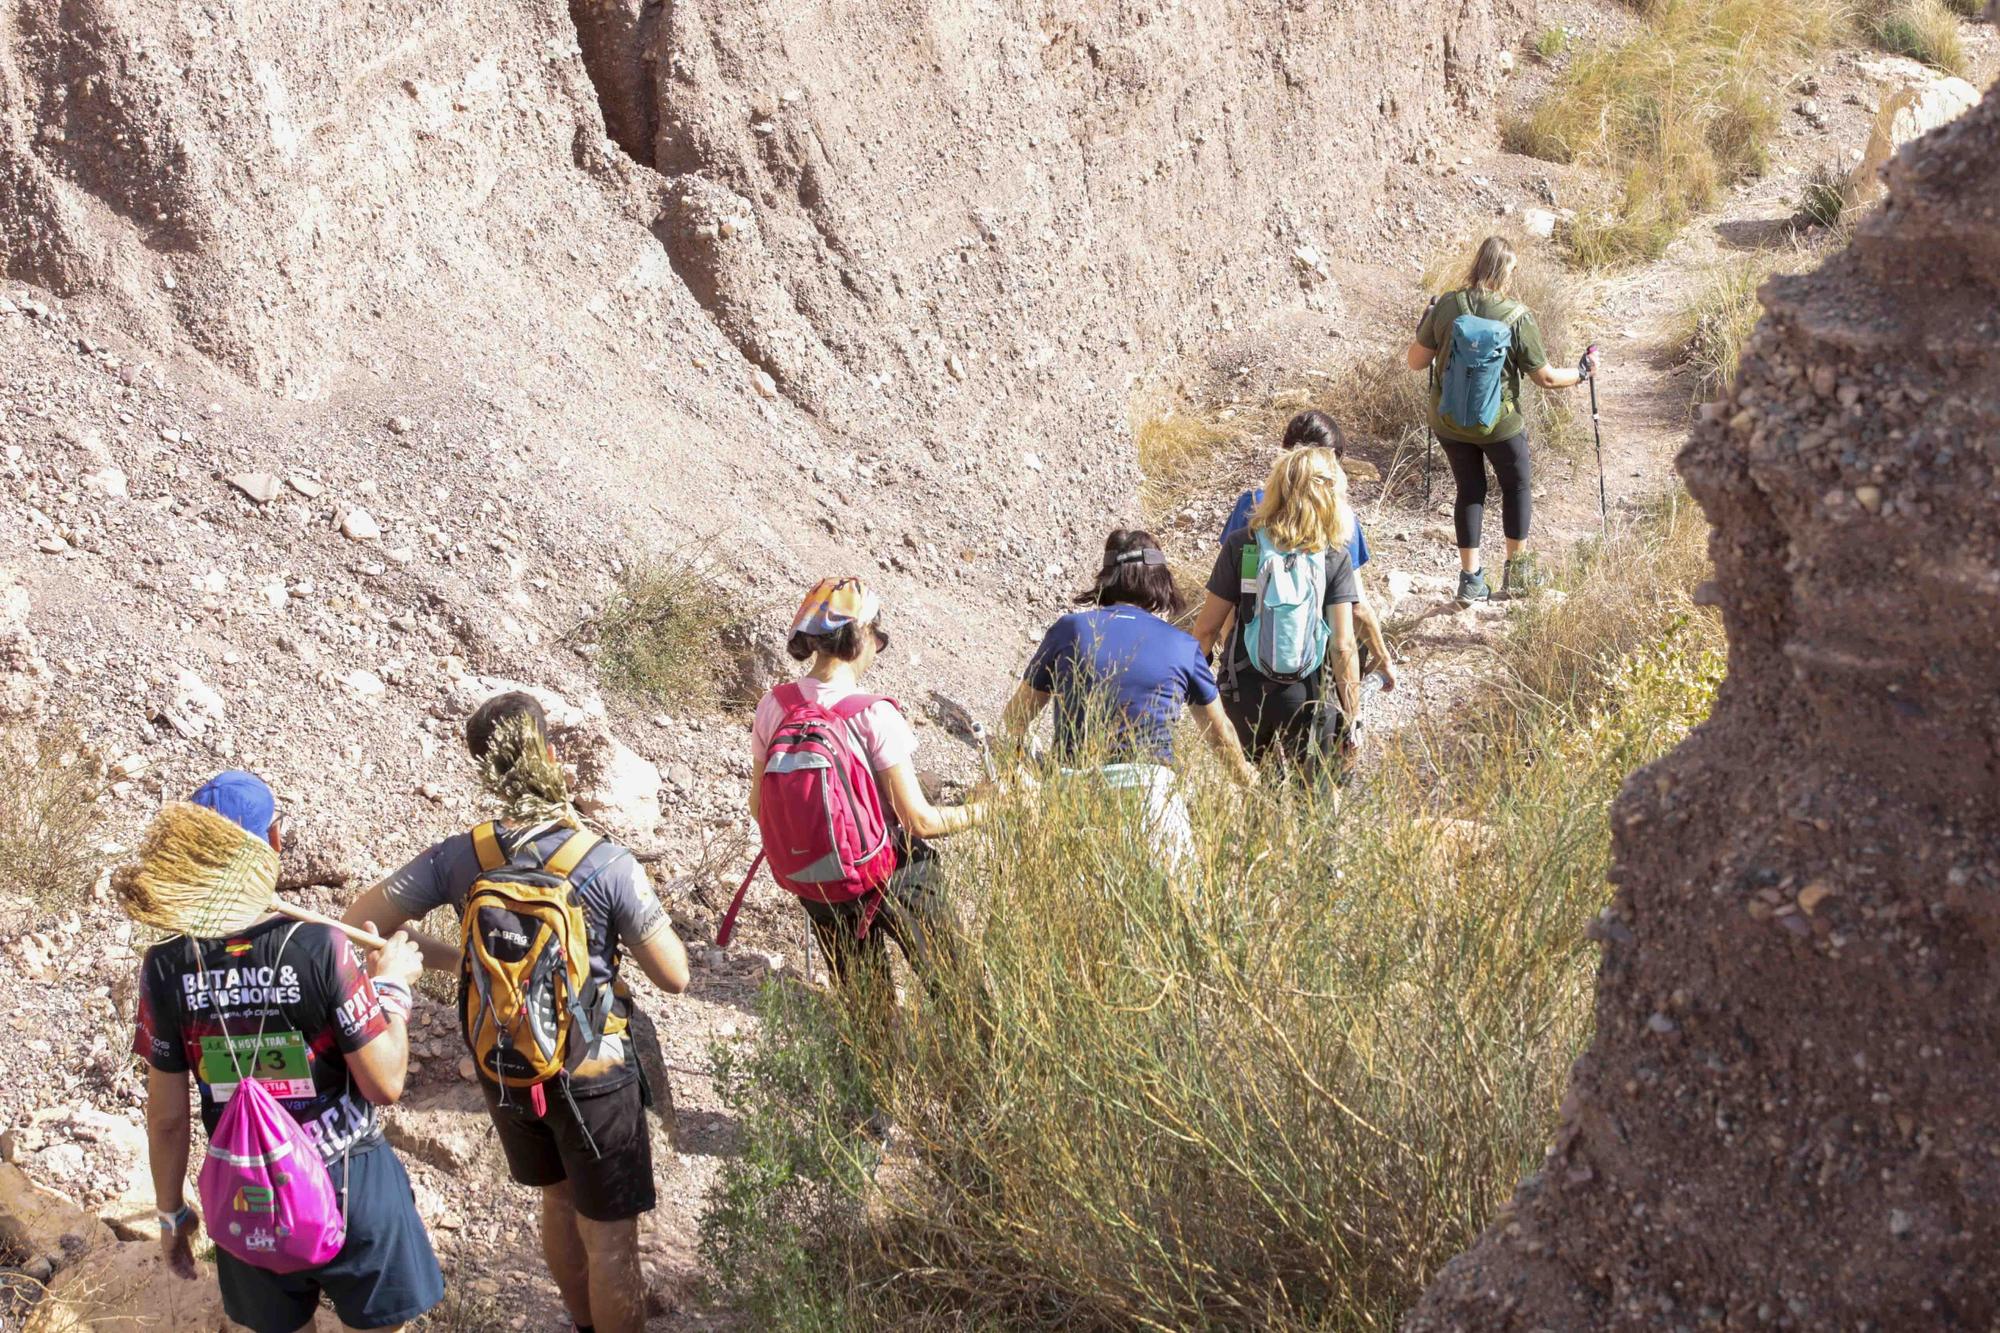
1465, 235, 1518, 293
1250, 447, 1352, 554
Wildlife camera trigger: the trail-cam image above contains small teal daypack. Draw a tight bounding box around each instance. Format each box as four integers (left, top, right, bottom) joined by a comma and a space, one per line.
1435, 291, 1525, 437
1241, 530, 1329, 683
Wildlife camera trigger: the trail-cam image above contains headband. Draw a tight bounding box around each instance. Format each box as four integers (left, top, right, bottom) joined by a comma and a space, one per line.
1113, 548, 1168, 568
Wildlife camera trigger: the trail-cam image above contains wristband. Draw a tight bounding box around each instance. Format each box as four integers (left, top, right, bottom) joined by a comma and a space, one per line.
158, 1205, 192, 1234
372, 976, 413, 1022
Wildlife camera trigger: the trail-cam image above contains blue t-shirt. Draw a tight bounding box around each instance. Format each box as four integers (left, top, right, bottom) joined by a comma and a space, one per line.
1024, 606, 1219, 765
1220, 489, 1370, 569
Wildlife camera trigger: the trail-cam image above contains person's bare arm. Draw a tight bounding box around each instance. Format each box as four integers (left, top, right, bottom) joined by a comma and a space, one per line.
146, 1067, 198, 1277
1352, 585, 1396, 691
345, 926, 421, 1106
342, 881, 459, 974
1192, 592, 1234, 659
999, 681, 1051, 752
1329, 603, 1361, 726
1193, 698, 1258, 786
1531, 346, 1598, 390
748, 751, 766, 823
627, 921, 690, 995
1407, 341, 1436, 371
880, 761, 986, 840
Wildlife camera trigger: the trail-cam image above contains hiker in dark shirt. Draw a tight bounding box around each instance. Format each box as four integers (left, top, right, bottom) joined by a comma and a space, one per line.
1194, 448, 1363, 771
342, 693, 688, 1333
135, 770, 442, 1333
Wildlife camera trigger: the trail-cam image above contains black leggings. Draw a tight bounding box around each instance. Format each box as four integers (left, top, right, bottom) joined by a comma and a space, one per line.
1441, 433, 1532, 549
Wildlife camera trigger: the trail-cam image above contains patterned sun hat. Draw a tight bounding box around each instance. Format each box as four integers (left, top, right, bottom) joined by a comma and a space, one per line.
790, 576, 881, 638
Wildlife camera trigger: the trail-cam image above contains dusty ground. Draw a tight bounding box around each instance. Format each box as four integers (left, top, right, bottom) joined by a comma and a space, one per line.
0, 1, 1992, 1329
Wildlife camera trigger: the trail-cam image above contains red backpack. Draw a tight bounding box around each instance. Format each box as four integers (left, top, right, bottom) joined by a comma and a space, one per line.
718, 683, 898, 946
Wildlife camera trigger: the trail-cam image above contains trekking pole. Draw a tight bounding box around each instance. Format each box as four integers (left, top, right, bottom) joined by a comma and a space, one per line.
1422, 297, 1438, 509
1584, 345, 1607, 535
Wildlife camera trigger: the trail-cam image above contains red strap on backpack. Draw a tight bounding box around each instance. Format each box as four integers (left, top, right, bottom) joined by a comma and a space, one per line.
713, 853, 886, 949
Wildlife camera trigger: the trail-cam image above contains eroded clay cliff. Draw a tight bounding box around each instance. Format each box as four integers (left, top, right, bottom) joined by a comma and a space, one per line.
1410, 75, 2000, 1332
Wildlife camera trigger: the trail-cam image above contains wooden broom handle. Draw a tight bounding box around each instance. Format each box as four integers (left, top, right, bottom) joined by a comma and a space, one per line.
271, 899, 389, 950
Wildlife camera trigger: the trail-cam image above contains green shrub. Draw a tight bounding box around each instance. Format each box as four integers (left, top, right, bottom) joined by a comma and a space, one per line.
598, 554, 745, 710
0, 726, 109, 916
1863, 0, 1968, 75
1533, 26, 1569, 60
1796, 160, 1849, 232
702, 504, 1724, 1331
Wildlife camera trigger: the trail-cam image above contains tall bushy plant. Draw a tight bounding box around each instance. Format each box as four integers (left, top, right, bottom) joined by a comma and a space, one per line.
704, 507, 1723, 1330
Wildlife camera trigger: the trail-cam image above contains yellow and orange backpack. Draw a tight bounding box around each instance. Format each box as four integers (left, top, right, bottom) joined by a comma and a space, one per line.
458, 821, 625, 1090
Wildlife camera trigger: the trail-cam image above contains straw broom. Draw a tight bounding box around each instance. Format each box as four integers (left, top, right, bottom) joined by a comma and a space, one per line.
113, 802, 387, 948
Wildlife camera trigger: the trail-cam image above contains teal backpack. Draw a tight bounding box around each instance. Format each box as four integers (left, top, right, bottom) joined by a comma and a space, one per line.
1240, 530, 1329, 683
1434, 290, 1526, 438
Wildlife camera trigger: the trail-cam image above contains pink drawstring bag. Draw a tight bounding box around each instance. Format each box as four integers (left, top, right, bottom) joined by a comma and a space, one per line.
199, 1075, 346, 1272
192, 925, 348, 1273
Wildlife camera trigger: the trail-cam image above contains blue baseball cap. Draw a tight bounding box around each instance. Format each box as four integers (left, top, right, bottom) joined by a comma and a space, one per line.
189, 770, 276, 839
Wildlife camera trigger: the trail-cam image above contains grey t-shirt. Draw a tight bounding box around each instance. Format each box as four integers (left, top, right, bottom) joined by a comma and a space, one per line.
381, 823, 669, 1093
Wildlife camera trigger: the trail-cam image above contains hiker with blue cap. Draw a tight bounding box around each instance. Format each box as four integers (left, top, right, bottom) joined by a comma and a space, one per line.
129, 770, 440, 1332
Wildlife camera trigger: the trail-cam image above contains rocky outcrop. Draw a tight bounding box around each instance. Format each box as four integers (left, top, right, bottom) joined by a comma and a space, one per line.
1410, 79, 2000, 1331
1845, 69, 1980, 208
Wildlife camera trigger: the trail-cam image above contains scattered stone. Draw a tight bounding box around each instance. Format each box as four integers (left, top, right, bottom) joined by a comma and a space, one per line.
83, 468, 128, 499
1798, 881, 1837, 915
1521, 207, 1558, 240
225, 472, 282, 504
388, 415, 415, 435
37, 534, 69, 555
751, 369, 779, 400
341, 669, 387, 697
339, 507, 381, 542
1646, 1012, 1679, 1035
287, 474, 325, 498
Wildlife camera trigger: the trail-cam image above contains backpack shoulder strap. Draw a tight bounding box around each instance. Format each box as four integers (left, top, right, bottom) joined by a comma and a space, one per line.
470, 821, 506, 873
543, 830, 602, 880
829, 693, 896, 721
773, 681, 808, 713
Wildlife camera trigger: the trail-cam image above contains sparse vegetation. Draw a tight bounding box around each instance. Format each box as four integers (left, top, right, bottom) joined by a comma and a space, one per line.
1533, 26, 1569, 61
702, 504, 1723, 1331
1796, 160, 1850, 233
1513, 0, 1846, 265
1675, 244, 1821, 405
1863, 0, 1969, 74
0, 726, 108, 915
599, 552, 746, 710
1132, 392, 1242, 519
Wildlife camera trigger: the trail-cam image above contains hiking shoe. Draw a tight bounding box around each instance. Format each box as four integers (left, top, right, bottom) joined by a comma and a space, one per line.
1502, 555, 1545, 599
1455, 568, 1490, 607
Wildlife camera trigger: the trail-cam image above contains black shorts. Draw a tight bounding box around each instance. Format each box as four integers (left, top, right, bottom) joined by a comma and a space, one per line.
480, 1078, 656, 1221
216, 1141, 444, 1333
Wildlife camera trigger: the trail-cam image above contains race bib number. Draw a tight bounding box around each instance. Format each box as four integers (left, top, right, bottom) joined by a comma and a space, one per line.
198, 1031, 314, 1100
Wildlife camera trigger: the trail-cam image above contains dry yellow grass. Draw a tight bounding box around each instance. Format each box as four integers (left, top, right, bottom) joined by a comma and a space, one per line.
1511, 0, 1847, 265
702, 499, 1725, 1332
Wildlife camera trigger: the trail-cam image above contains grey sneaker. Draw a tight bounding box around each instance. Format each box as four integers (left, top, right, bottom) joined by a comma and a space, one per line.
1455, 568, 1490, 607
1502, 554, 1545, 598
